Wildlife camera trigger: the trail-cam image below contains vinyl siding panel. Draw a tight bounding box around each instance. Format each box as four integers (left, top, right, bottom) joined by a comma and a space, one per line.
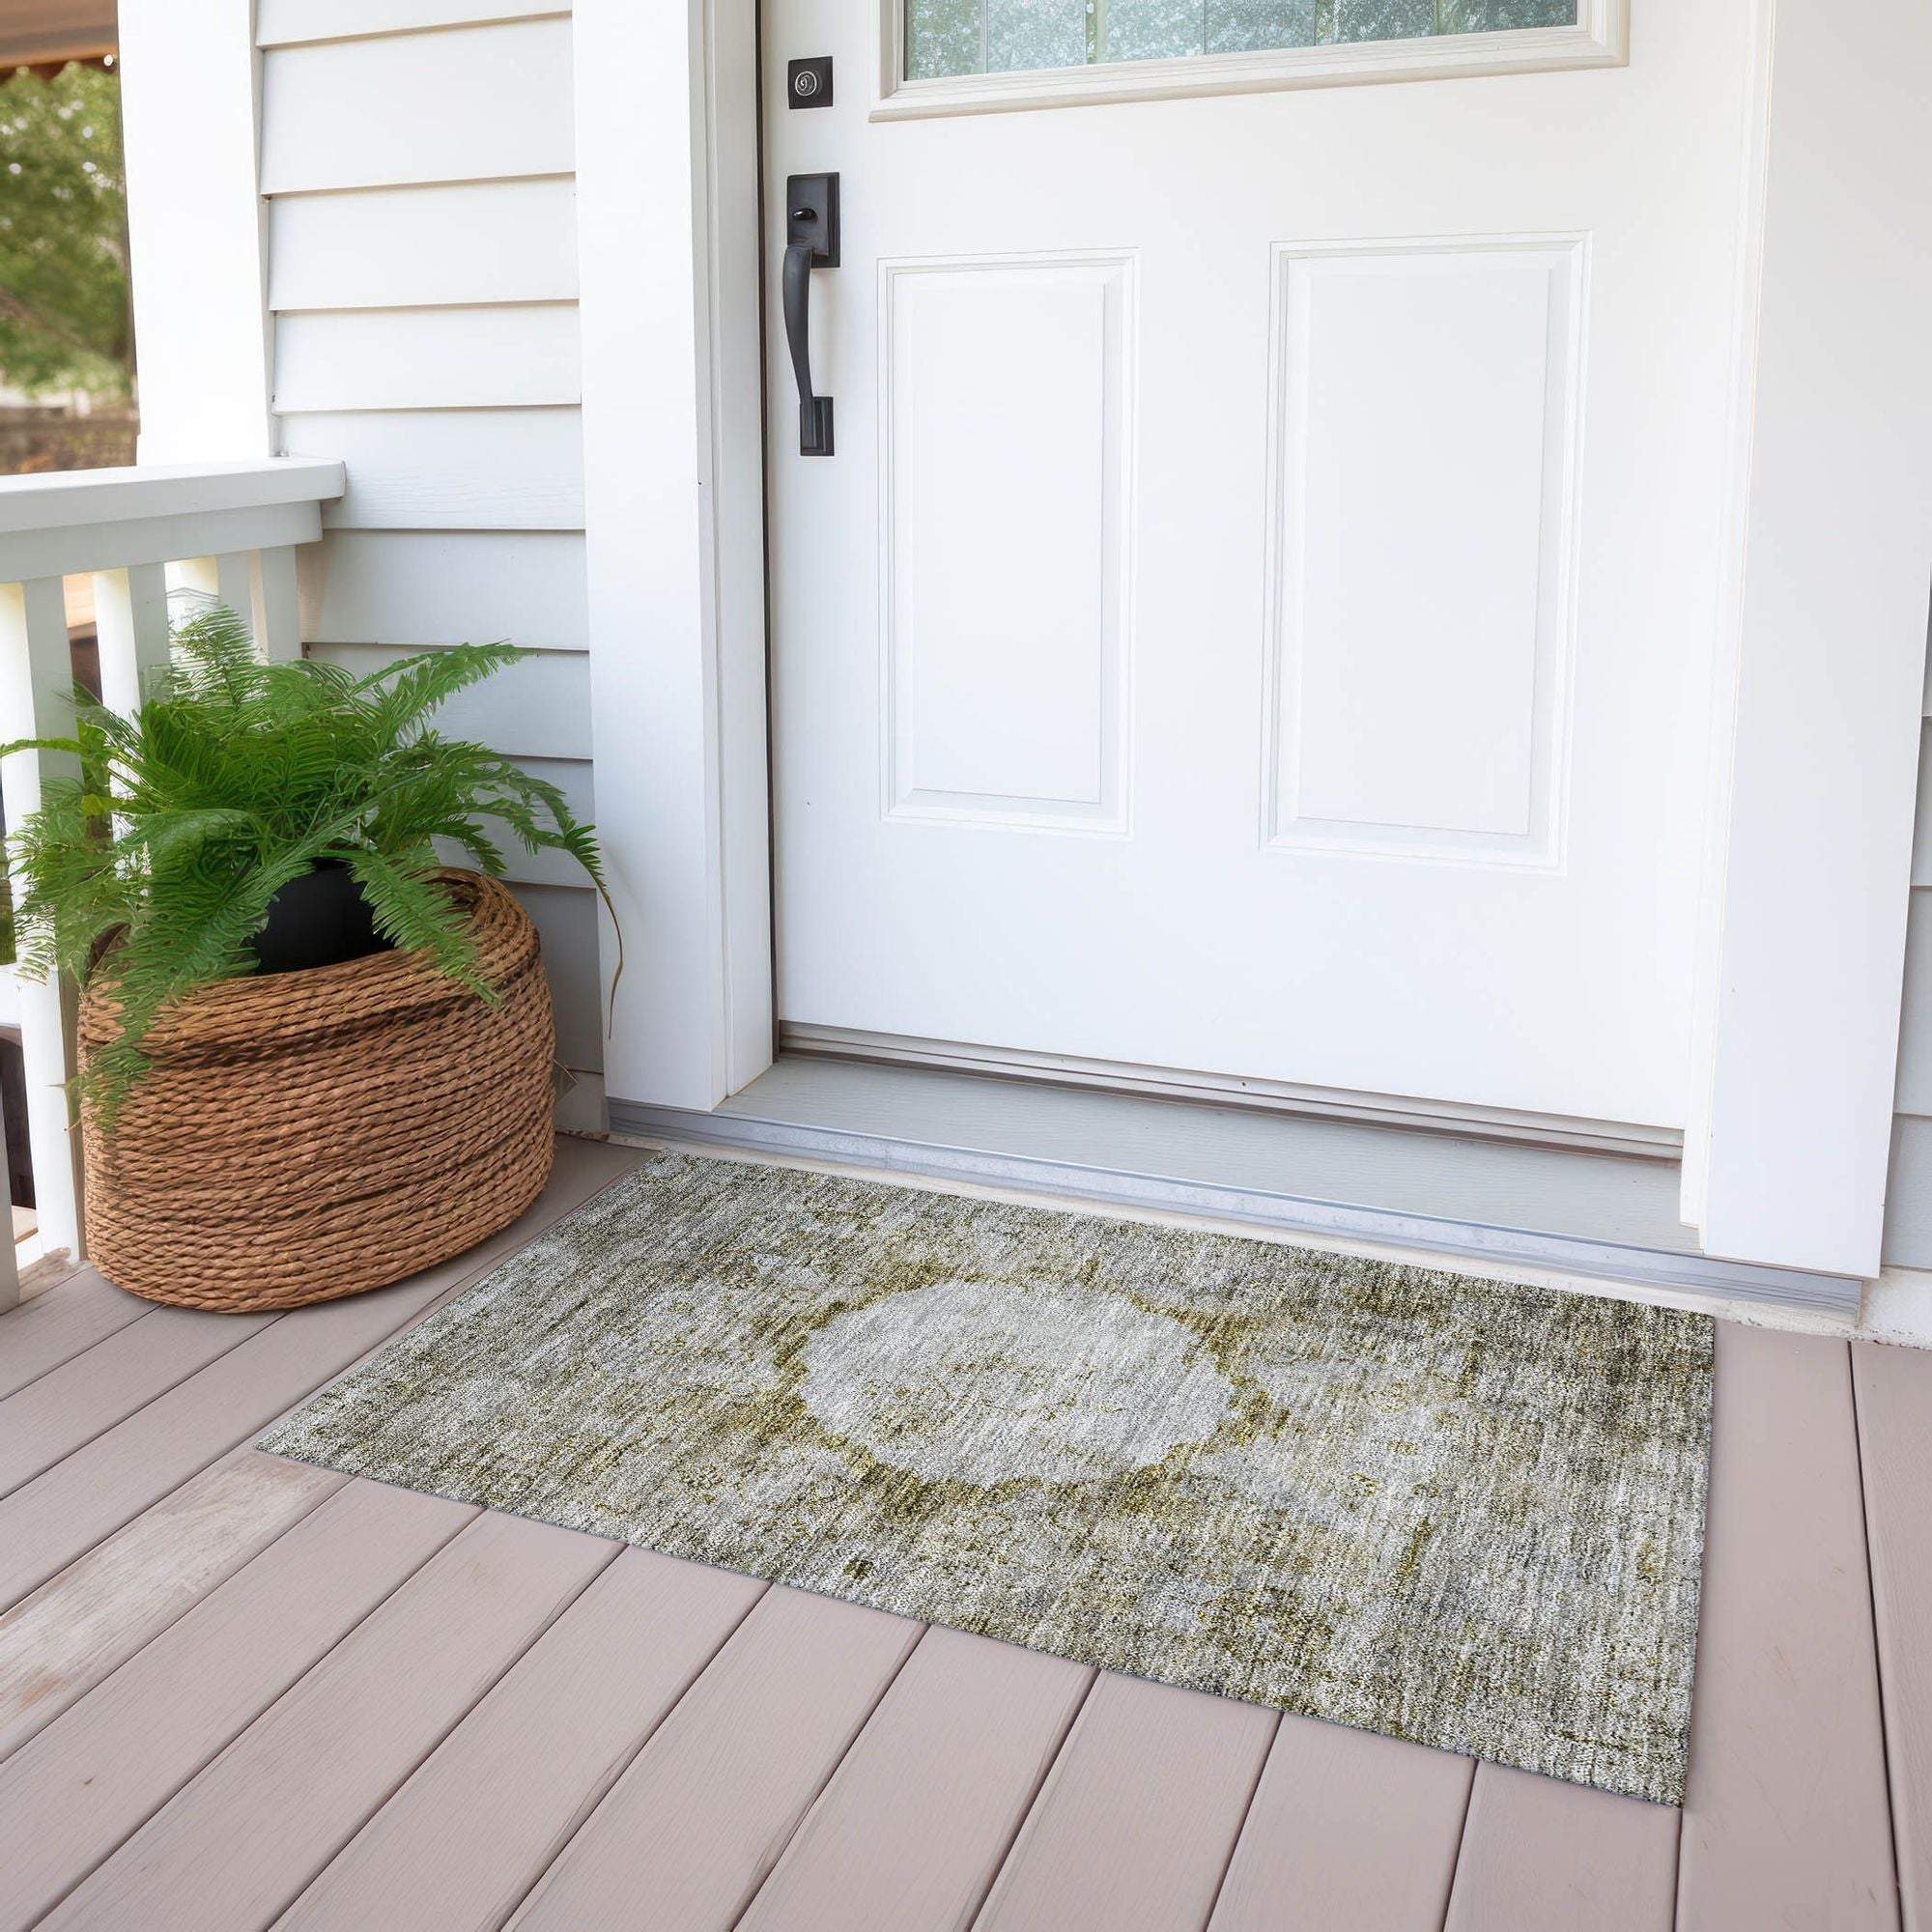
1887, 710, 1932, 1264
303, 644, 592, 762
257, 0, 567, 45
302, 532, 588, 651
268, 181, 579, 312
1914, 728, 1932, 889
274, 306, 581, 412
261, 5, 603, 1105
1887, 1117, 1932, 1266
433, 757, 597, 891
259, 20, 575, 194
514, 881, 604, 1072
282, 411, 584, 530
1894, 893, 1932, 1118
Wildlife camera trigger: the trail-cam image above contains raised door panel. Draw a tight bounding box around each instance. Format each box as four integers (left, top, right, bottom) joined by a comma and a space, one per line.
882, 255, 1134, 832
1266, 238, 1582, 867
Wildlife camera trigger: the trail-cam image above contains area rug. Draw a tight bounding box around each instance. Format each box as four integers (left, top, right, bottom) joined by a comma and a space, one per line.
259, 1150, 1712, 1804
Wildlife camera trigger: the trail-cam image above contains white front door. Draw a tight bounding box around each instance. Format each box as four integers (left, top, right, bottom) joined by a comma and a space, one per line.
764, 2, 1755, 1135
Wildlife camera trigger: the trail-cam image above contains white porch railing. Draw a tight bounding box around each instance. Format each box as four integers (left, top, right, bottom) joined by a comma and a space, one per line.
0, 457, 346, 1299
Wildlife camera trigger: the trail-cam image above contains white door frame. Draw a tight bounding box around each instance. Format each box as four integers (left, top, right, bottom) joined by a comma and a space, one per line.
574, 0, 775, 1114
1679, 0, 1932, 1277
573, 0, 1932, 1279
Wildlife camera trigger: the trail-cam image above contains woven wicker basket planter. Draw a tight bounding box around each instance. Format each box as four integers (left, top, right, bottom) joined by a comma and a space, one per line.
79, 870, 556, 1313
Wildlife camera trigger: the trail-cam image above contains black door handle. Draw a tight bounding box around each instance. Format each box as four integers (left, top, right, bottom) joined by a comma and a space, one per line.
784, 173, 838, 457
783, 241, 831, 456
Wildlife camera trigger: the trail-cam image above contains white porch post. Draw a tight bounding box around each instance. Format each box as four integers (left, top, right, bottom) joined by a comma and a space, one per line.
117, 0, 272, 466
1685, 0, 1932, 1275
571, 0, 772, 1113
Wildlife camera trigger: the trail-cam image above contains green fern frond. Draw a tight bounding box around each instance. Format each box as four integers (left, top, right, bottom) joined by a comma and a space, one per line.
3, 605, 608, 1122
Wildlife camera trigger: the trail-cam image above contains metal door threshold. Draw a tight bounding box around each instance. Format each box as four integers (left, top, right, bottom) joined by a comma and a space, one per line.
608, 1057, 1861, 1315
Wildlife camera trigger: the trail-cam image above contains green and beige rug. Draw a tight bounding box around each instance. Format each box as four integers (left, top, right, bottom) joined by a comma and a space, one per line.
260, 1151, 1712, 1804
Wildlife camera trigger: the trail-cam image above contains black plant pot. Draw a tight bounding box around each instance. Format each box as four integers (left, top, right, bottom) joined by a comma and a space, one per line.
250, 861, 393, 976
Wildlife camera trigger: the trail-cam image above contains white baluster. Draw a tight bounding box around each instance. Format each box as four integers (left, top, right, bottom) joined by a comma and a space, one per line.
213, 551, 256, 634
250, 544, 302, 664
179, 550, 301, 663
0, 1101, 19, 1312
91, 562, 171, 718
0, 577, 85, 1262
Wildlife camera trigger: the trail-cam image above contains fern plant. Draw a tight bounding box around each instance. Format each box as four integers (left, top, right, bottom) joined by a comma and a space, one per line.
2, 604, 611, 1122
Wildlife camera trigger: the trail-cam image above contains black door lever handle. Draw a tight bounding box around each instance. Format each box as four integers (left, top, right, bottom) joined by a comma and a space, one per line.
783, 241, 831, 456
783, 174, 838, 457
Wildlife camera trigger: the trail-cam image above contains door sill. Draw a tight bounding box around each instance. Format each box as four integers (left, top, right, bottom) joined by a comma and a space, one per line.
781, 1024, 1683, 1160
609, 1057, 1859, 1315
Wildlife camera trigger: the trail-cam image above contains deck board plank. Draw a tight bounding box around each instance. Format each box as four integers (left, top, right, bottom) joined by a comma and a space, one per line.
41, 1511, 617, 1932
279, 1548, 765, 1932
508, 1586, 923, 1932
1853, 1337, 1932, 1927
0, 1136, 639, 1611
0, 1481, 470, 1932
1208, 1714, 1473, 1932
0, 1157, 1924, 1931
972, 1672, 1278, 1932
0, 1450, 347, 1761
0, 1270, 150, 1400
737, 1625, 1094, 1932
1676, 1323, 1898, 1931
1443, 1764, 1678, 1931
0, 1303, 277, 1497
0, 1281, 466, 1610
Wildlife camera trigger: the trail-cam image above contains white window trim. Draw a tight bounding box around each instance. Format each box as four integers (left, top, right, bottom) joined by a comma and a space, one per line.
871, 0, 1626, 121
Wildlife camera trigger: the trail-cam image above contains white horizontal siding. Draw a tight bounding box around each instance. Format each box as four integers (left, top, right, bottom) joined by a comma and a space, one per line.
433, 756, 596, 889
1888, 718, 1932, 1264
280, 410, 584, 529
1888, 1116, 1932, 1265
1894, 894, 1932, 1115
306, 641, 592, 760
269, 181, 579, 311
275, 306, 582, 412
258, 6, 604, 1109
259, 19, 574, 193
1914, 726, 1932, 887
303, 531, 587, 649
258, 0, 567, 46
514, 881, 603, 1071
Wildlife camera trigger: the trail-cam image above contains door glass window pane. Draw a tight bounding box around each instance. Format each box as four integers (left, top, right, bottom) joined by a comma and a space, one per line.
986, 0, 1090, 74
908, 0, 1577, 79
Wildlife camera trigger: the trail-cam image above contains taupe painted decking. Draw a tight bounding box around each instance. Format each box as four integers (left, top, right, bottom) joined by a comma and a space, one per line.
0, 1136, 1926, 1931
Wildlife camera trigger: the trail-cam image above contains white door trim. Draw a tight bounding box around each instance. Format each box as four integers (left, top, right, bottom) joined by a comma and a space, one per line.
1682, 0, 1932, 1276
582, 0, 1932, 1277
573, 0, 774, 1113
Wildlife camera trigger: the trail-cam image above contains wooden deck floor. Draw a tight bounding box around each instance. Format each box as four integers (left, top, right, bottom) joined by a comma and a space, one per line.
0, 1136, 1927, 1931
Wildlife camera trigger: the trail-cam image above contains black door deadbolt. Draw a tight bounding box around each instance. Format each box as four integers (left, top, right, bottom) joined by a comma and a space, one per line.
787, 56, 834, 107
782, 173, 838, 455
